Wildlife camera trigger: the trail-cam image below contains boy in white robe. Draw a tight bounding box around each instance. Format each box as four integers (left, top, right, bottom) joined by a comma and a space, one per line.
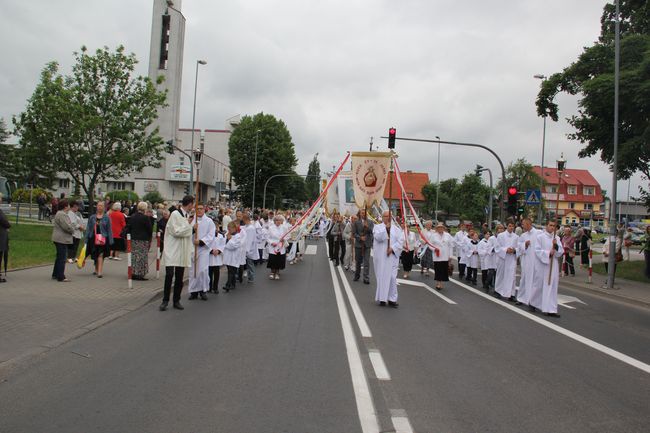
208, 223, 225, 294
243, 214, 259, 282
222, 221, 242, 292
516, 218, 539, 308
372, 211, 405, 308
454, 223, 469, 279
533, 221, 564, 317
494, 222, 519, 301
478, 231, 493, 292
188, 204, 215, 301
465, 232, 480, 285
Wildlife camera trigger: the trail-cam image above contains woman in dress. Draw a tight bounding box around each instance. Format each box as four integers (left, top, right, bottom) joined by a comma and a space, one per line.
267, 215, 288, 280
401, 222, 419, 279
86, 201, 113, 278
430, 223, 455, 291
109, 202, 126, 261
419, 220, 435, 276
127, 202, 153, 280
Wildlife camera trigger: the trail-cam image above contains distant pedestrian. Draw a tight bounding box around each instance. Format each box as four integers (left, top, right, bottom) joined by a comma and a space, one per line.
127, 202, 153, 281
66, 201, 85, 263
602, 236, 622, 274
0, 194, 11, 283
623, 228, 633, 261
352, 208, 373, 284
578, 228, 592, 268
160, 195, 195, 311
51, 200, 75, 282
561, 227, 576, 276
86, 201, 113, 278
109, 202, 126, 261
36, 193, 47, 221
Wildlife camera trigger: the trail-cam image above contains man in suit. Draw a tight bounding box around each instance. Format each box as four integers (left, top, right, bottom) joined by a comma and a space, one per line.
351, 208, 374, 284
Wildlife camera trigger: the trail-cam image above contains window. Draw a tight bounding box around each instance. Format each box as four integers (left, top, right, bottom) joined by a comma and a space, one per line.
58, 178, 70, 189
158, 14, 171, 69
407, 192, 414, 199
108, 182, 134, 191
567, 185, 577, 195
584, 203, 593, 210
584, 186, 595, 195
568, 202, 576, 209
547, 185, 557, 193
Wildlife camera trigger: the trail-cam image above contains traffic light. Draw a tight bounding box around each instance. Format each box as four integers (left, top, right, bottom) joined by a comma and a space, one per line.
475, 164, 483, 177
184, 183, 190, 196
507, 186, 518, 216
388, 127, 396, 149
166, 139, 174, 154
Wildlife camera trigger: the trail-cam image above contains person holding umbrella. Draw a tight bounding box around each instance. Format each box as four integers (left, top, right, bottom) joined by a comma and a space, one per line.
0, 194, 10, 282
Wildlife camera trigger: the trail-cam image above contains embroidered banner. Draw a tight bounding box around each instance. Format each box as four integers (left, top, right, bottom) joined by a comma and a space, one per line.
351, 151, 392, 209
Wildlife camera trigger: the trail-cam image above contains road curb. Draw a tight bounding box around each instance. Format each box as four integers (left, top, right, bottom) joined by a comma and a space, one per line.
561, 280, 650, 309
0, 287, 164, 379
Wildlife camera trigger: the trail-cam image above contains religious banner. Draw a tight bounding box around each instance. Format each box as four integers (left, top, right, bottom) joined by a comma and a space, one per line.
324, 174, 340, 216
351, 151, 392, 209
336, 171, 359, 216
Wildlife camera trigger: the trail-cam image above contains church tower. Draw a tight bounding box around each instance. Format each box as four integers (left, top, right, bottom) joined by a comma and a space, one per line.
148, 0, 185, 143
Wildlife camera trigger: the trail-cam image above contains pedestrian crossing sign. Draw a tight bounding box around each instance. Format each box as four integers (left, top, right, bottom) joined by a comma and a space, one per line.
525, 189, 541, 205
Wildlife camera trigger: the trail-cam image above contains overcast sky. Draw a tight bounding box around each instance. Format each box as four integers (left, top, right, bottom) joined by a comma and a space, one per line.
1, 0, 644, 200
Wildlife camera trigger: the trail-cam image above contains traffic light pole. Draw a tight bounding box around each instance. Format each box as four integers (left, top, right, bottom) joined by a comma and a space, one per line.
476, 166, 493, 229
383, 135, 507, 223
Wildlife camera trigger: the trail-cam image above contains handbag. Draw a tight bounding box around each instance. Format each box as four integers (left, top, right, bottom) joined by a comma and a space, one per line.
94, 221, 106, 246
615, 251, 623, 263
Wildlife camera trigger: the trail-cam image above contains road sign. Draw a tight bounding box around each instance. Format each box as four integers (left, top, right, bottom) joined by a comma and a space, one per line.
526, 189, 541, 205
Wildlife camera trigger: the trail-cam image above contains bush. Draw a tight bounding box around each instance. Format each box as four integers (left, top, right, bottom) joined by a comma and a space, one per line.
105, 190, 139, 203
142, 191, 165, 205
11, 187, 52, 203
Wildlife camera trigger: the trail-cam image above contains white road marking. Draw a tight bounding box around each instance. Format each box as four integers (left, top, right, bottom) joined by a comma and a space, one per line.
450, 278, 650, 375
328, 260, 380, 433
368, 350, 391, 380
558, 294, 586, 310
337, 266, 373, 338
391, 416, 414, 433
397, 278, 457, 305
304, 244, 318, 255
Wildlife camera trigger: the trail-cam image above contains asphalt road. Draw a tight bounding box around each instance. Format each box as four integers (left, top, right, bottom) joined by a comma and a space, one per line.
0, 239, 648, 433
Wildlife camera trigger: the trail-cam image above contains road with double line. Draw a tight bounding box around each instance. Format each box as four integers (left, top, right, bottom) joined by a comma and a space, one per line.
0, 239, 648, 432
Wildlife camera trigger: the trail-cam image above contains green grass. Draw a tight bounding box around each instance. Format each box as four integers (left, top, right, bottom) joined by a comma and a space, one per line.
5, 224, 56, 270
592, 260, 650, 284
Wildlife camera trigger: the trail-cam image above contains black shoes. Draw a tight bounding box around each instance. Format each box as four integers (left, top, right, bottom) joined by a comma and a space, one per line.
545, 312, 561, 318
508, 296, 517, 303
528, 305, 537, 312
515, 301, 523, 306
363, 280, 370, 285
353, 276, 360, 282
173, 301, 184, 310
189, 293, 198, 300
159, 301, 168, 311
199, 292, 208, 301
388, 301, 399, 308
379, 301, 387, 306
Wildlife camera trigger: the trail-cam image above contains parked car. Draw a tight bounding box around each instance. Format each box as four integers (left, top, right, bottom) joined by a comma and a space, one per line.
446, 219, 460, 228
631, 234, 643, 246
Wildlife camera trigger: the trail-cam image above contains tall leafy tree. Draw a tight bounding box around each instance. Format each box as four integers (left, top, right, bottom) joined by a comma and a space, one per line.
421, 178, 458, 219
13, 46, 167, 208
535, 0, 650, 206
305, 153, 321, 202
228, 113, 298, 208
456, 173, 491, 223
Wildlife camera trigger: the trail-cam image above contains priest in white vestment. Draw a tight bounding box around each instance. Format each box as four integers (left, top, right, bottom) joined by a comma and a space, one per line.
188, 204, 215, 300
533, 221, 564, 317
494, 222, 519, 300
372, 211, 405, 307
516, 218, 540, 307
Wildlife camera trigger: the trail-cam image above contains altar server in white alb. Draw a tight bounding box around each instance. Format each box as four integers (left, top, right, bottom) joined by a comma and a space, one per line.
208, 222, 225, 294
454, 222, 469, 279
494, 222, 519, 301
478, 231, 495, 292
188, 203, 215, 301
516, 218, 539, 308
372, 211, 405, 308
242, 214, 259, 282
533, 221, 564, 317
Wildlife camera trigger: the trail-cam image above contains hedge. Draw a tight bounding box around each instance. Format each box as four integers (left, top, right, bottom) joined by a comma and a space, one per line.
105, 190, 140, 203
11, 187, 53, 203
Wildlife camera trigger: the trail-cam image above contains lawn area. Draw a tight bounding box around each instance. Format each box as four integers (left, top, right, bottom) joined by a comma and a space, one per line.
592, 260, 650, 284
5, 224, 56, 270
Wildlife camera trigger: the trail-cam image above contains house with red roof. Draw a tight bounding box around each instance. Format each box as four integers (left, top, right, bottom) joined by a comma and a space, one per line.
383, 171, 430, 216
532, 166, 605, 226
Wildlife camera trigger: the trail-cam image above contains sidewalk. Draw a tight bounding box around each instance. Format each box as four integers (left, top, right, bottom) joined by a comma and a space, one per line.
559, 259, 650, 309
0, 253, 164, 374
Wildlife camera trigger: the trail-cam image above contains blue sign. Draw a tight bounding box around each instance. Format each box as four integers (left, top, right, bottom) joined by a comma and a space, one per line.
525, 189, 541, 205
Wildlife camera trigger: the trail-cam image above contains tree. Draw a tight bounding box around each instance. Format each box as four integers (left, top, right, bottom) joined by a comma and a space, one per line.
305, 154, 321, 203
228, 113, 298, 208
13, 46, 167, 209
456, 173, 491, 223
535, 1, 650, 202
421, 178, 458, 219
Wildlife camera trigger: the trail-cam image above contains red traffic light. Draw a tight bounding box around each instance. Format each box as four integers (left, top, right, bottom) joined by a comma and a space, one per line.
389, 128, 396, 136
508, 187, 518, 196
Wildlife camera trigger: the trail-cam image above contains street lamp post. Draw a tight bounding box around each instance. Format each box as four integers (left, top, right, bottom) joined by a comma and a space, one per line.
534, 74, 548, 224
435, 136, 441, 222
555, 153, 566, 226
252, 129, 261, 210
189, 59, 207, 197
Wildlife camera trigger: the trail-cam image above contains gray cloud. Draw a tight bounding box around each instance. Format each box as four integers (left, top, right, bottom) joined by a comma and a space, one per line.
0, 0, 644, 197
